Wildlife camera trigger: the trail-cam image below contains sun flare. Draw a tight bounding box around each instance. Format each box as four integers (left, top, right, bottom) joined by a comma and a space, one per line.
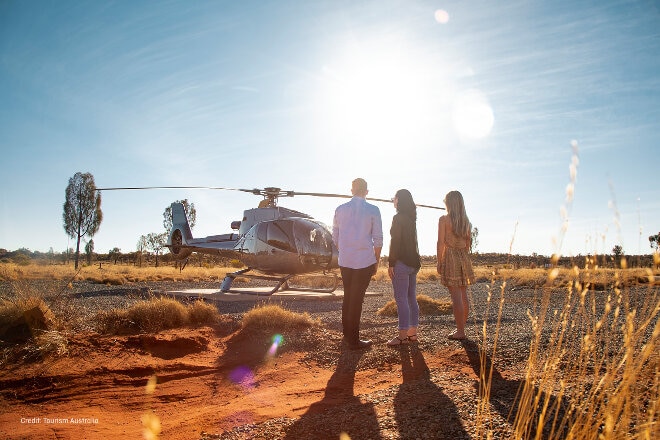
315, 38, 448, 157
452, 89, 494, 141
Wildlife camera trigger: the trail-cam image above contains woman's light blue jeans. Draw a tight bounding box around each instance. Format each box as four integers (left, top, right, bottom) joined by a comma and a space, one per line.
392, 261, 419, 330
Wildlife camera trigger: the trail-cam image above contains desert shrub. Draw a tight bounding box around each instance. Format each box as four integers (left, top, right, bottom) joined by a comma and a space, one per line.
187, 300, 220, 325
96, 298, 221, 334
95, 308, 133, 334
376, 294, 452, 317
229, 259, 244, 268
101, 275, 126, 286
0, 295, 56, 343
127, 297, 189, 332
12, 254, 31, 266
240, 304, 318, 335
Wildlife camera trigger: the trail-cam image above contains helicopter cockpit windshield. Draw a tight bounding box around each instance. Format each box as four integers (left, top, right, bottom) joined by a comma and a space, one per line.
293, 218, 334, 266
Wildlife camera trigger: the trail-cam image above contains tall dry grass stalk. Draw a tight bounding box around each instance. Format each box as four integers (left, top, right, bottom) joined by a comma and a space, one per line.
508, 263, 658, 440
473, 142, 659, 439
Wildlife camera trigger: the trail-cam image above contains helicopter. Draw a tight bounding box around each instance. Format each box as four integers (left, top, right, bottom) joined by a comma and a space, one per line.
97, 186, 443, 295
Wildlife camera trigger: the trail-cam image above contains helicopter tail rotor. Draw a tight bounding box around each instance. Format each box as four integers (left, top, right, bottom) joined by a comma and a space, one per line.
167, 202, 194, 260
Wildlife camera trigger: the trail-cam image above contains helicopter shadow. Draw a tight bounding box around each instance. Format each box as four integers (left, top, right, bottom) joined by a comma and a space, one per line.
462, 339, 571, 438
282, 346, 382, 440
393, 346, 471, 439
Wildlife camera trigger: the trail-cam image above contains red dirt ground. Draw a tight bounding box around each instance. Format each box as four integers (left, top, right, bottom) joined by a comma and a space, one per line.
0, 326, 478, 440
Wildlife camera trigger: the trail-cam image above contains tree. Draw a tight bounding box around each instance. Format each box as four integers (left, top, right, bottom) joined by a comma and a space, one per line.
649, 232, 660, 251
612, 245, 623, 257
163, 199, 196, 232
108, 247, 122, 264
145, 232, 167, 267
136, 235, 148, 267
470, 227, 479, 253
63, 172, 103, 269
85, 239, 94, 265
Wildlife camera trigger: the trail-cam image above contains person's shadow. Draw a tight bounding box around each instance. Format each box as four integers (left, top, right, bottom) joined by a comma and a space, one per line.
394, 346, 471, 439
283, 345, 382, 440
463, 340, 570, 438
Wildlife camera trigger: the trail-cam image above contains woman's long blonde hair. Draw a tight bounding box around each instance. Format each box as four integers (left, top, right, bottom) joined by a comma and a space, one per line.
444, 190, 471, 238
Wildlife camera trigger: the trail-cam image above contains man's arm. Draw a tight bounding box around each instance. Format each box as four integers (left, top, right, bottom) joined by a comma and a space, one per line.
372, 208, 383, 273
331, 208, 340, 249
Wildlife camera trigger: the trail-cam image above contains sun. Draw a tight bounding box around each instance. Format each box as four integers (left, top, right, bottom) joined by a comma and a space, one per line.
314, 38, 444, 157
452, 89, 494, 141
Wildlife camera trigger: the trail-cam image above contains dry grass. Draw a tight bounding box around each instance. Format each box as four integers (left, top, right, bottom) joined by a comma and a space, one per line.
96, 297, 221, 334
188, 300, 222, 325
376, 294, 452, 317
239, 304, 319, 335
488, 266, 654, 289
0, 286, 69, 361
0, 295, 55, 333
0, 262, 234, 284
473, 259, 659, 439
2, 261, 655, 291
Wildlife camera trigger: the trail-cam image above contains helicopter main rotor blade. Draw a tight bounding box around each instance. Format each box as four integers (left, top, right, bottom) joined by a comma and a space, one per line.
96, 186, 249, 192
290, 191, 444, 210
96, 186, 444, 209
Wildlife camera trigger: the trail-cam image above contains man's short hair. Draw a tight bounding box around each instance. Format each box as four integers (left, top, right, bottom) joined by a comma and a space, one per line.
352, 178, 368, 195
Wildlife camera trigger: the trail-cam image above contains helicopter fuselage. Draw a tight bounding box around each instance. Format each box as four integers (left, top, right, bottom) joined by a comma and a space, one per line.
166, 203, 338, 275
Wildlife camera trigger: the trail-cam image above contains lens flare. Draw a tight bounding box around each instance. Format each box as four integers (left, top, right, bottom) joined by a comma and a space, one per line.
145, 375, 157, 395
229, 366, 255, 390
434, 9, 450, 24
268, 334, 284, 357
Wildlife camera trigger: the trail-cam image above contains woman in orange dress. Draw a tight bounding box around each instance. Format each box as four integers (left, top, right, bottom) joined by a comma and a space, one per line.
437, 190, 475, 340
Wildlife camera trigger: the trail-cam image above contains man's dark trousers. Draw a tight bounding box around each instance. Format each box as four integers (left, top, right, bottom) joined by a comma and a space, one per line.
340, 265, 374, 345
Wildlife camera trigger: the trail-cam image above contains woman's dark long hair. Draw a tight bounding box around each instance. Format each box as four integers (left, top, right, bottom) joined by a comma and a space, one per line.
395, 189, 417, 221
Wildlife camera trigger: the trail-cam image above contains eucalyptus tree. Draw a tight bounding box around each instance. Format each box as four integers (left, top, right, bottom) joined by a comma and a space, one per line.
163, 199, 196, 232
63, 172, 102, 269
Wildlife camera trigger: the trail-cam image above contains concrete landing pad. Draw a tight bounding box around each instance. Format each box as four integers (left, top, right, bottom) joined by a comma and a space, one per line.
161, 287, 383, 301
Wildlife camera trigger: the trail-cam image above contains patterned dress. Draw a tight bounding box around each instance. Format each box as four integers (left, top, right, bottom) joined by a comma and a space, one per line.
440, 227, 475, 287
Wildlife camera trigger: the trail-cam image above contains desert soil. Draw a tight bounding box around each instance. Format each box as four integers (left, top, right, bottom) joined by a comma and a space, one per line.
0, 279, 650, 439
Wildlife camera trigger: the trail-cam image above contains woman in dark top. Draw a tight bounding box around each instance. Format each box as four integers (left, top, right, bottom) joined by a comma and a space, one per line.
386, 189, 422, 346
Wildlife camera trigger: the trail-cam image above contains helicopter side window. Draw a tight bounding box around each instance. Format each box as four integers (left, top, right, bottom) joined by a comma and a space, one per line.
266, 221, 295, 252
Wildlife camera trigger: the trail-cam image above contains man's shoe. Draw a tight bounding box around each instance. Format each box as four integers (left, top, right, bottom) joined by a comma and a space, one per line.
348, 339, 372, 350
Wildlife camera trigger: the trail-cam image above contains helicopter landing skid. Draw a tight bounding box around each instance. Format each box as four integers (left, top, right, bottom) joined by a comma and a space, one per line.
220, 269, 339, 296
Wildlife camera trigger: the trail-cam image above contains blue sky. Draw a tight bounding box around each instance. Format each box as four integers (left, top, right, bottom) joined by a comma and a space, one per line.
1, 0, 659, 258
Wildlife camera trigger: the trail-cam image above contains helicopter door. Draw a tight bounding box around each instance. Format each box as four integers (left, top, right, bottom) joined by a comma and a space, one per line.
266, 221, 296, 252
294, 219, 334, 268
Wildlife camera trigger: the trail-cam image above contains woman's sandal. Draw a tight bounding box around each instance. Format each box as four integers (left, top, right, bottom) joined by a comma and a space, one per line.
407, 334, 418, 343
386, 336, 409, 346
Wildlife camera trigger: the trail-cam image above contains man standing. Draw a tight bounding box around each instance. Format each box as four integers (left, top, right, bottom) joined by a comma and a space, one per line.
332, 178, 383, 350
